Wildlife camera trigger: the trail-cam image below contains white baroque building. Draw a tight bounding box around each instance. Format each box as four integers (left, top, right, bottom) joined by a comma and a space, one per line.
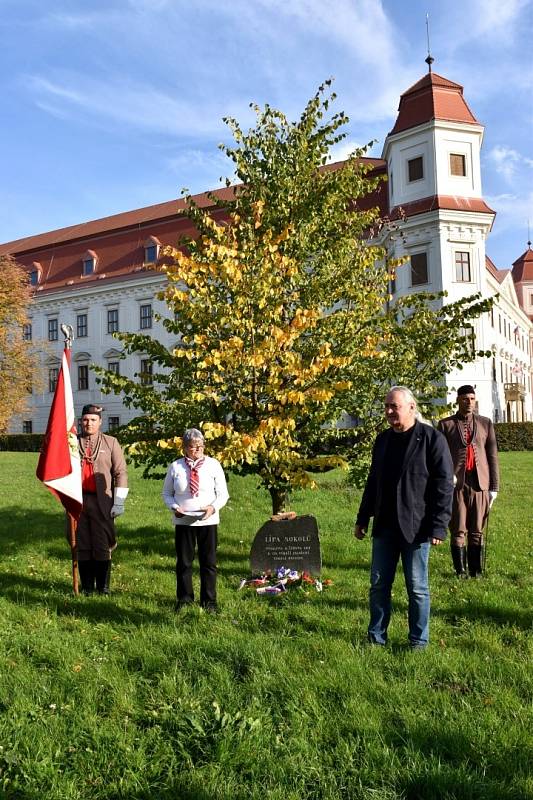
2, 67, 532, 433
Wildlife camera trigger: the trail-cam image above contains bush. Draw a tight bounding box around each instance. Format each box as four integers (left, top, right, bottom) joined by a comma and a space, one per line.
0, 433, 44, 452
494, 422, 533, 451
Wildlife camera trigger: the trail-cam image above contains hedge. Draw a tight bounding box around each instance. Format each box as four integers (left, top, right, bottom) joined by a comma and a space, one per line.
1, 422, 532, 453
494, 422, 533, 451
0, 433, 45, 452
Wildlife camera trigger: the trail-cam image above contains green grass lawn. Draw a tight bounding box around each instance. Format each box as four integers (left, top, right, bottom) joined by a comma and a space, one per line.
0, 451, 532, 800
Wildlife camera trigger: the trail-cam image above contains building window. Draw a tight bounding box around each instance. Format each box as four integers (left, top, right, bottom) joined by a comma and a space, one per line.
450, 153, 466, 176
408, 156, 424, 182
140, 358, 153, 386
108, 361, 120, 375
49, 367, 59, 393
83, 257, 95, 275
410, 253, 428, 286
107, 309, 119, 334
460, 326, 476, 356
78, 365, 89, 391
77, 313, 88, 338
492, 358, 496, 381
108, 416, 120, 432
23, 323, 32, 341
140, 304, 153, 329
23, 420, 33, 434
530, 293, 533, 305
82, 250, 98, 276
28, 262, 42, 286
455, 251, 471, 282
500, 362, 504, 382
48, 319, 58, 341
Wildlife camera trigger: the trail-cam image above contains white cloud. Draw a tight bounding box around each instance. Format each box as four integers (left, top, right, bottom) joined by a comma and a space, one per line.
24, 73, 240, 138
485, 190, 533, 242
486, 145, 533, 183
328, 139, 370, 163
165, 148, 231, 182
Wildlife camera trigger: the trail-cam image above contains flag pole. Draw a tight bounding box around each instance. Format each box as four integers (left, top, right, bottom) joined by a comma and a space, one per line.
61, 323, 79, 596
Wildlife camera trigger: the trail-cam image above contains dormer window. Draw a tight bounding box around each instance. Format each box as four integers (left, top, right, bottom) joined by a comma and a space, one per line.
29, 262, 42, 286
144, 236, 160, 264
407, 156, 424, 182
450, 153, 466, 177
82, 250, 98, 276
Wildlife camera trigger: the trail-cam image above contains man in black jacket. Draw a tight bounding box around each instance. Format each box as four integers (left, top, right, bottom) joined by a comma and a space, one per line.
355, 387, 453, 648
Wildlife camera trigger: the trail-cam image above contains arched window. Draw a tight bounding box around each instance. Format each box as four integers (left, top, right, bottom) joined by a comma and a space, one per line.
82, 250, 98, 276
29, 262, 42, 286
144, 236, 160, 264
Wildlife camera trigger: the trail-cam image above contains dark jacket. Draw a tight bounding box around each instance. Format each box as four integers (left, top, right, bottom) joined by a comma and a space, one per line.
356, 420, 454, 542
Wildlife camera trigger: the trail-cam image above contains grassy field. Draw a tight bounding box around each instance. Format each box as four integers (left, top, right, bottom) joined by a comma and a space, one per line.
0, 451, 531, 800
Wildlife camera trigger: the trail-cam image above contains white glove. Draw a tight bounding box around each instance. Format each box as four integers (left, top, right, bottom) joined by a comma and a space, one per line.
111, 486, 129, 518
489, 491, 498, 509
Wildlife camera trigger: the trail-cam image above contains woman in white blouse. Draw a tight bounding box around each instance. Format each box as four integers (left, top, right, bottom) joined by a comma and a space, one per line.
162, 428, 229, 612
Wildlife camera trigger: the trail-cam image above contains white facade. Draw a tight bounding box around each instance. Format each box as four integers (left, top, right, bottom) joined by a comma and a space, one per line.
13, 273, 171, 433
6, 70, 533, 431
381, 105, 532, 419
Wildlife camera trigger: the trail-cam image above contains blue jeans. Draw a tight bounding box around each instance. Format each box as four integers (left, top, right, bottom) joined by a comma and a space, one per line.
368, 532, 431, 646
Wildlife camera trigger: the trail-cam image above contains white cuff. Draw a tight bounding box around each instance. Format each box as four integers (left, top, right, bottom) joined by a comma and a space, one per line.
114, 487, 129, 503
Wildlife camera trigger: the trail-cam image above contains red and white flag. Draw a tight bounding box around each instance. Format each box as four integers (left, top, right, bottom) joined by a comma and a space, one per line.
36, 348, 83, 519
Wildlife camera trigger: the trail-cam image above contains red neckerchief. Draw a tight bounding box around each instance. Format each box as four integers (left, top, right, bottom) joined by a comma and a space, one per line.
81, 444, 97, 492
185, 457, 205, 497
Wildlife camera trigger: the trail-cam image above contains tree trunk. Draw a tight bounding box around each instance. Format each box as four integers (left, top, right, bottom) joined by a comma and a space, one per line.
269, 487, 289, 515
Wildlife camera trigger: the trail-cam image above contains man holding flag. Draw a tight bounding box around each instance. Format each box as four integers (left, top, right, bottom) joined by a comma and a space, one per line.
37, 324, 128, 595
36, 328, 83, 592
76, 404, 128, 595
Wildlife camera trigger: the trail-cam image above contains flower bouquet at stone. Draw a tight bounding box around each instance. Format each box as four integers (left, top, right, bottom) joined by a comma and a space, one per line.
238, 566, 332, 595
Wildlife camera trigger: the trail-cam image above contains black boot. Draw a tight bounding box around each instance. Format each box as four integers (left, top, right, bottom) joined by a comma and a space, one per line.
95, 560, 112, 594
78, 560, 95, 595
467, 544, 483, 578
451, 545, 468, 578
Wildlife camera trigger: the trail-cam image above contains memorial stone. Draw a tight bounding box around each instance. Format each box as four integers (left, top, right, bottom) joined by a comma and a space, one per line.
250, 515, 321, 575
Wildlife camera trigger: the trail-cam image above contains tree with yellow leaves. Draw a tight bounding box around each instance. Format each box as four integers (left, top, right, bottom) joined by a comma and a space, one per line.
0, 255, 37, 432
98, 82, 491, 512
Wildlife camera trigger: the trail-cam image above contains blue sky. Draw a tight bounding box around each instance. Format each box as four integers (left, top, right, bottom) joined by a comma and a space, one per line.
1, 0, 532, 268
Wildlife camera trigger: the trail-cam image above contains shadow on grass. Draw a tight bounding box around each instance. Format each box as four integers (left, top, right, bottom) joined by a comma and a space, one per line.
0, 568, 175, 626
103, 784, 215, 800
438, 600, 532, 632
0, 506, 65, 551
383, 718, 531, 800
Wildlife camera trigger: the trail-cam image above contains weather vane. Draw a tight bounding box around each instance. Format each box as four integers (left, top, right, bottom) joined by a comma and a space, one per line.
425, 13, 434, 72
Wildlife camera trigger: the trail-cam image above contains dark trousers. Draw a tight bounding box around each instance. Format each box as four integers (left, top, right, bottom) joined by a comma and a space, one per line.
175, 524, 217, 606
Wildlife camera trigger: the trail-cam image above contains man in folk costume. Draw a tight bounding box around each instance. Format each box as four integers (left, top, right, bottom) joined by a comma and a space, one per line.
438, 386, 499, 578
77, 404, 128, 594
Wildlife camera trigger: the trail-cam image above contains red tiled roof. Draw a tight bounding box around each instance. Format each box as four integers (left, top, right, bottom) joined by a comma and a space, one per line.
0, 157, 386, 257
1, 158, 387, 295
511, 246, 533, 282
390, 71, 479, 135
0, 186, 239, 257
390, 195, 495, 220
485, 255, 508, 283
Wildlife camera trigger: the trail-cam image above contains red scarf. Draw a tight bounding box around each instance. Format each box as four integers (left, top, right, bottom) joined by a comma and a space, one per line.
464, 424, 476, 472
81, 445, 97, 492
185, 457, 205, 497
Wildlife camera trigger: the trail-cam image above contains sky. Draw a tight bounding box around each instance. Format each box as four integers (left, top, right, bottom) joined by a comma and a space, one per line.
1, 0, 532, 268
